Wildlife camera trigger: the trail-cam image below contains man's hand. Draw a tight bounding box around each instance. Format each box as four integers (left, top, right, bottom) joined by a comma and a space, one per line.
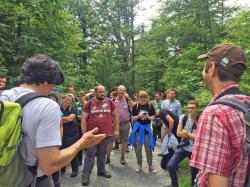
79, 128, 106, 148
182, 130, 189, 138
114, 130, 120, 137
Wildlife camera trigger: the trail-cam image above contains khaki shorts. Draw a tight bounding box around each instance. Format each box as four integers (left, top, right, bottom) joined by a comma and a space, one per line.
119, 122, 130, 143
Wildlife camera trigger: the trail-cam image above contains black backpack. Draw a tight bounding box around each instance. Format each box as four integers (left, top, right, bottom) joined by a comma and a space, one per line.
210, 98, 250, 186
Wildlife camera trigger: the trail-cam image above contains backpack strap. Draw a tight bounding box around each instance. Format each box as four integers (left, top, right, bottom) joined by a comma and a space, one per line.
125, 97, 131, 114
88, 99, 93, 111
182, 114, 188, 128
210, 98, 248, 113
108, 98, 113, 108
15, 92, 46, 107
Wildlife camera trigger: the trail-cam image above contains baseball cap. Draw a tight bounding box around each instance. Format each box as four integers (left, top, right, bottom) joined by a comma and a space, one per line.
198, 43, 247, 74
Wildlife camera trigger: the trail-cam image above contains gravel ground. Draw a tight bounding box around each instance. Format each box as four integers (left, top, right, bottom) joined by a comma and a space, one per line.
61, 140, 171, 187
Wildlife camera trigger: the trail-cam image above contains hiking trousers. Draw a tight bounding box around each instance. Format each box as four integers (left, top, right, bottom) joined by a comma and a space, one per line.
82, 137, 111, 176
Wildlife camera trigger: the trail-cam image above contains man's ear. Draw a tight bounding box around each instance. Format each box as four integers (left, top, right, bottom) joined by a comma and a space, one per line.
210, 62, 217, 77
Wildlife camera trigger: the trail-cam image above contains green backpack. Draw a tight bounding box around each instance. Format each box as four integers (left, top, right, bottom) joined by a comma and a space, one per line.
0, 93, 43, 187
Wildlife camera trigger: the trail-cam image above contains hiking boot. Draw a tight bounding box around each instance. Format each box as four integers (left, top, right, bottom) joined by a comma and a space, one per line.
135, 164, 142, 172
54, 183, 61, 187
70, 171, 78, 178
82, 174, 90, 186
120, 156, 126, 165
149, 165, 156, 173
97, 171, 112, 178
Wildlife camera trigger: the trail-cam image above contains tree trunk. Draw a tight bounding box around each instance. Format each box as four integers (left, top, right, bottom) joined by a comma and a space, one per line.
130, 0, 135, 93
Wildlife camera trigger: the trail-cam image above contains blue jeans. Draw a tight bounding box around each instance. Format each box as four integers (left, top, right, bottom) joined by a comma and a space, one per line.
167, 148, 198, 187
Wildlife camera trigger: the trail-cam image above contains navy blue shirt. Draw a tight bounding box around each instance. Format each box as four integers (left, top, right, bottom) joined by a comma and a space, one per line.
60, 106, 78, 137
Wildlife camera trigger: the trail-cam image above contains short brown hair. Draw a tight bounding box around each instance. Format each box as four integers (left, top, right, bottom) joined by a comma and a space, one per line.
165, 88, 176, 95
95, 84, 105, 92
0, 74, 6, 79
188, 100, 199, 108
78, 90, 85, 97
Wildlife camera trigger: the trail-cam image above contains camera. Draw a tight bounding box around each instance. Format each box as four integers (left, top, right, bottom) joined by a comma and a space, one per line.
177, 138, 190, 148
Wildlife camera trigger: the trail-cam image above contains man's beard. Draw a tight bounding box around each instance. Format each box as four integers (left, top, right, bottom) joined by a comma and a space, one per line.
203, 76, 212, 91
96, 95, 105, 100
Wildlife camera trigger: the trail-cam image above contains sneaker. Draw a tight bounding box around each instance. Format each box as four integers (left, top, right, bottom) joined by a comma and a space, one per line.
82, 174, 90, 186
135, 164, 142, 172
149, 165, 156, 173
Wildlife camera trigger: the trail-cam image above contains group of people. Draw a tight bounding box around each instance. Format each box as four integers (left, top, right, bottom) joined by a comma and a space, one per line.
0, 43, 249, 187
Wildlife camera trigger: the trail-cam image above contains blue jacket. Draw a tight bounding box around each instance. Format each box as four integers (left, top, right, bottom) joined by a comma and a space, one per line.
129, 121, 156, 150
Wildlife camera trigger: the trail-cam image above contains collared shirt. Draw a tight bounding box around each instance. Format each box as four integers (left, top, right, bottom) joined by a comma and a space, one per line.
161, 99, 182, 118
190, 84, 250, 187
114, 97, 130, 123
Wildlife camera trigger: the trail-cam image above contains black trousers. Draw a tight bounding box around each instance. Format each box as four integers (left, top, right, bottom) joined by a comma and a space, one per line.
77, 125, 83, 163
61, 135, 79, 173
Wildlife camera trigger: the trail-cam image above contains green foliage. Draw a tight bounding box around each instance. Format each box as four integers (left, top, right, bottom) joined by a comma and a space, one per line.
178, 158, 192, 187
0, 0, 249, 102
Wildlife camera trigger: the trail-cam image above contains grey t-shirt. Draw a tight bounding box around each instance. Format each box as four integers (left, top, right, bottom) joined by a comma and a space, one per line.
179, 114, 196, 152
0, 87, 61, 166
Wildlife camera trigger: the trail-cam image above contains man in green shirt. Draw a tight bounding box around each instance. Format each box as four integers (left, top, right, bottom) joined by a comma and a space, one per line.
152, 92, 163, 141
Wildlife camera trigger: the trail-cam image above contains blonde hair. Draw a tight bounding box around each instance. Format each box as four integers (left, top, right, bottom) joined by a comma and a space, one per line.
138, 90, 148, 98
66, 93, 75, 100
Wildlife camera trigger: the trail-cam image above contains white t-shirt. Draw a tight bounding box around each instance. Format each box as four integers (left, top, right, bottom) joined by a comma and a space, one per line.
179, 114, 196, 152
0, 87, 61, 166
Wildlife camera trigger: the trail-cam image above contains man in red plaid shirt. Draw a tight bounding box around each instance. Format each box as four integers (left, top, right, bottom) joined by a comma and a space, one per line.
190, 44, 250, 187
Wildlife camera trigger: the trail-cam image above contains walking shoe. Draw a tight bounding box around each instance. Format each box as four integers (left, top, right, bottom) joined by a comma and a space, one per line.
120, 156, 126, 165
70, 171, 78, 177
113, 144, 119, 150
105, 156, 110, 164
135, 164, 142, 172
97, 171, 112, 178
82, 174, 90, 186
54, 183, 61, 187
149, 165, 156, 173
